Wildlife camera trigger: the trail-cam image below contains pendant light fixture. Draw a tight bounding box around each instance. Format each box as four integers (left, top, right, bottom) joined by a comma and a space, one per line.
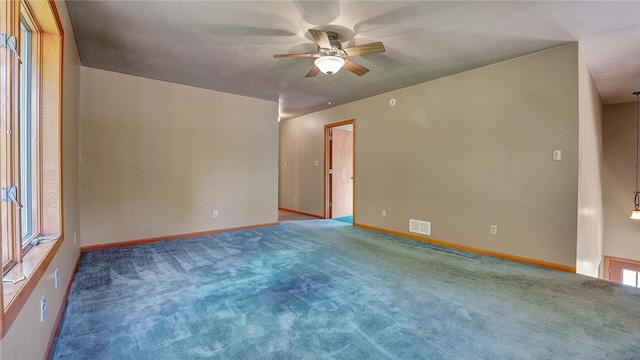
631, 91, 640, 219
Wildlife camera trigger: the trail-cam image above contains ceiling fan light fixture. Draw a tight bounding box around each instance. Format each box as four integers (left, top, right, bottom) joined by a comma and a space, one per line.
315, 56, 345, 75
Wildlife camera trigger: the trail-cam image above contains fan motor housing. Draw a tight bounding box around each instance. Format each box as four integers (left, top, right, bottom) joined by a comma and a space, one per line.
326, 31, 342, 49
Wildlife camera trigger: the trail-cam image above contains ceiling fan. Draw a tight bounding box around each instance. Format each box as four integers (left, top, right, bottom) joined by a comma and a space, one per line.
273, 29, 385, 77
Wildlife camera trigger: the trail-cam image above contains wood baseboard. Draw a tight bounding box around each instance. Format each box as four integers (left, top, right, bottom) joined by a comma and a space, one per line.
354, 222, 576, 273
278, 207, 324, 219
80, 222, 279, 252
43, 250, 81, 360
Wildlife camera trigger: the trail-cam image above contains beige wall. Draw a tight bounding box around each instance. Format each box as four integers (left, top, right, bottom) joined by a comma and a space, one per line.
280, 44, 580, 268
576, 47, 604, 277
279, 117, 327, 216
0, 1, 82, 358
80, 68, 279, 247
603, 102, 640, 262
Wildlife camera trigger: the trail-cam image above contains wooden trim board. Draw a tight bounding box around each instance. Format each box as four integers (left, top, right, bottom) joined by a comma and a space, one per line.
81, 222, 279, 252
355, 222, 576, 273
278, 207, 324, 219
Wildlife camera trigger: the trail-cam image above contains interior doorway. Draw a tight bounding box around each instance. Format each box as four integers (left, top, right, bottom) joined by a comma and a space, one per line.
325, 120, 354, 223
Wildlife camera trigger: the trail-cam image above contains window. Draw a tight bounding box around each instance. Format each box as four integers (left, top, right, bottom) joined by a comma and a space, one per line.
622, 269, 640, 288
2, 1, 40, 274
1, 0, 63, 338
19, 13, 38, 248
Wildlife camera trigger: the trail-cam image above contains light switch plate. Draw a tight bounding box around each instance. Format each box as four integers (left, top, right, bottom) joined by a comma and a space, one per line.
553, 149, 562, 161
41, 296, 47, 322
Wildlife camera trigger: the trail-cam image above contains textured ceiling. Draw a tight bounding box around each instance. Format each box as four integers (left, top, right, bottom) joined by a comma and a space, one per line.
66, 1, 640, 120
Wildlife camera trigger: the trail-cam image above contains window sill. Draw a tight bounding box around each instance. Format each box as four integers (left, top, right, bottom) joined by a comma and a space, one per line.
2, 233, 62, 338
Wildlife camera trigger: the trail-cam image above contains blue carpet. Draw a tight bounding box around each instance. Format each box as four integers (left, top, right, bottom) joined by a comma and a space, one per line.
50, 220, 640, 359
333, 215, 352, 223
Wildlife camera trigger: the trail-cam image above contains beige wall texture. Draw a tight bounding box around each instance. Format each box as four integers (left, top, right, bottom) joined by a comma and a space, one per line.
280, 44, 582, 268
1, 1, 82, 358
279, 117, 327, 216
79, 68, 279, 247
603, 102, 640, 262
576, 47, 604, 277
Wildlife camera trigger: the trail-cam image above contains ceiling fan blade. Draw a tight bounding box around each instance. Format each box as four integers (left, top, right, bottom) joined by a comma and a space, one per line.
343, 42, 386, 56
343, 59, 369, 76
273, 53, 317, 58
305, 66, 321, 78
309, 29, 332, 49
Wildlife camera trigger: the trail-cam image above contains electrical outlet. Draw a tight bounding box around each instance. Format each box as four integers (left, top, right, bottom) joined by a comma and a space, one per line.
490, 225, 498, 235
314, 160, 319, 166
74, 233, 77, 245
293, 197, 296, 203
382, 210, 386, 217
41, 296, 47, 322
213, 210, 219, 218
55, 268, 59, 289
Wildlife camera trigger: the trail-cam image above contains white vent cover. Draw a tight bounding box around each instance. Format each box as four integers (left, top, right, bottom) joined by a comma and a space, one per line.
409, 219, 431, 236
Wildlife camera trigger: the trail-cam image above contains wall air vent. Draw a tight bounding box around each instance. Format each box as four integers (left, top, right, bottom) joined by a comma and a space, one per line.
409, 219, 431, 236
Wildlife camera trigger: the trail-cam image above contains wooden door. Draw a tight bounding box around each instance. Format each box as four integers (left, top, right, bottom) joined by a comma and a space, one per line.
330, 128, 353, 218
605, 256, 640, 287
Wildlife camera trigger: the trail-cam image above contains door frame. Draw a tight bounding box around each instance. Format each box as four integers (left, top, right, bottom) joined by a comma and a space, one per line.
324, 119, 355, 220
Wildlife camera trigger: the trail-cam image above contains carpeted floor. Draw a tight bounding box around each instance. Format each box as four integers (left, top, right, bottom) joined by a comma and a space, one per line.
50, 220, 640, 359
333, 215, 352, 224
